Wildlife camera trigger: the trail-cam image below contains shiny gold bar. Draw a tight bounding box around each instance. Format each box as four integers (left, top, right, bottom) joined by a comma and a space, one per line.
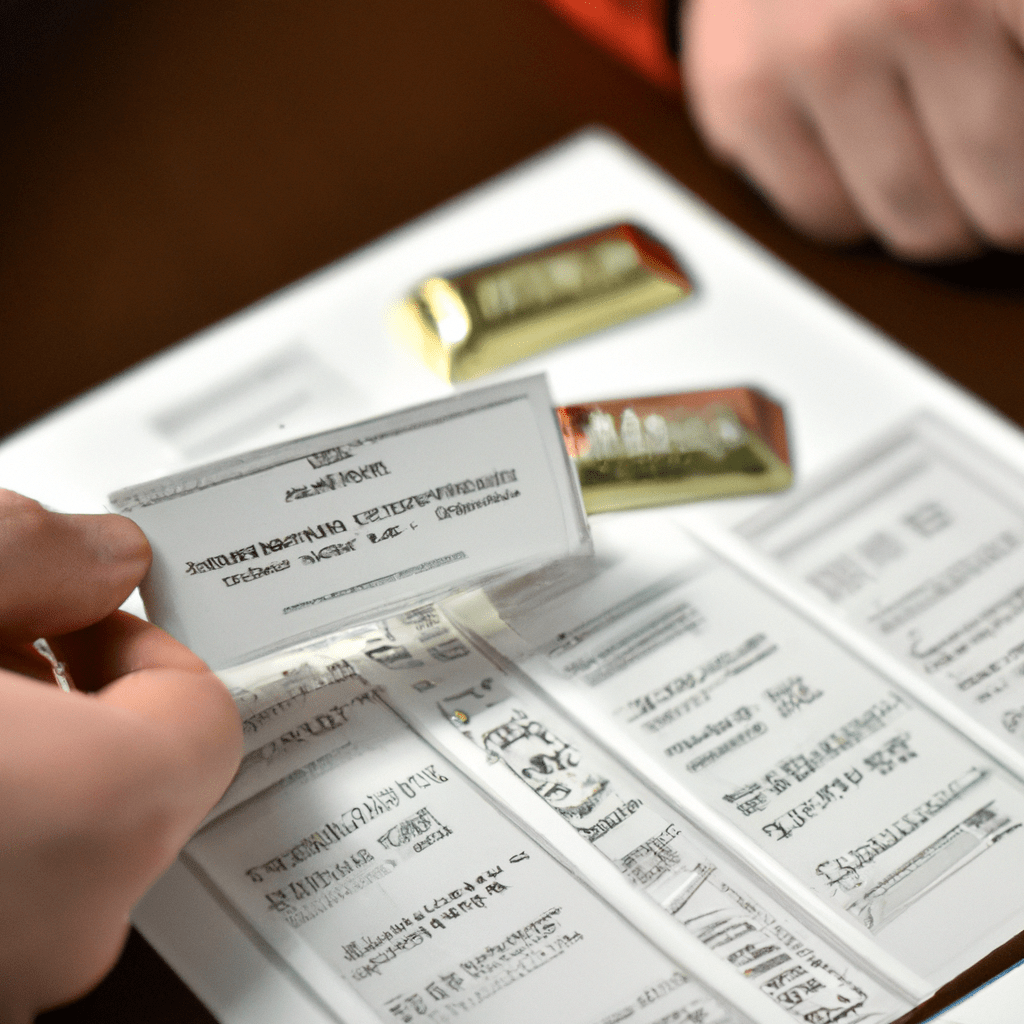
557, 387, 793, 514
389, 224, 693, 381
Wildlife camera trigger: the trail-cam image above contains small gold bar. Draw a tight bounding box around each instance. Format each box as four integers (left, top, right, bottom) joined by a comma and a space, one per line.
389, 224, 694, 381
557, 387, 793, 514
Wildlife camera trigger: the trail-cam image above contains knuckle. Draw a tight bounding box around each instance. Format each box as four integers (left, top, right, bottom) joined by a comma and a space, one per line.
889, 0, 976, 38
869, 172, 976, 258
0, 494, 50, 546
880, 218, 977, 260
692, 73, 779, 159
779, 185, 868, 244
0, 488, 44, 517
787, 24, 851, 82
976, 213, 1024, 251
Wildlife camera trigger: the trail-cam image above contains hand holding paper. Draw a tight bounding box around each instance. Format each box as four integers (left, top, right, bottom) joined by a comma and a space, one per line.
0, 490, 241, 1021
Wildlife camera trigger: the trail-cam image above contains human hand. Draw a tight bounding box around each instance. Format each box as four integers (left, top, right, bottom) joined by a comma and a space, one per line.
682, 0, 1024, 259
0, 490, 242, 1022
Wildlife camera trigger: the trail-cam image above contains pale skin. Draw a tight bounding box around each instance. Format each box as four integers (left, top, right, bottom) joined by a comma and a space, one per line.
682, 0, 1024, 259
0, 489, 242, 1023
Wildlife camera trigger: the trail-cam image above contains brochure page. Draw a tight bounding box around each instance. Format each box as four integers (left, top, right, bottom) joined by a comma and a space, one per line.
460, 516, 1024, 986
739, 416, 1024, 765
189, 664, 741, 1024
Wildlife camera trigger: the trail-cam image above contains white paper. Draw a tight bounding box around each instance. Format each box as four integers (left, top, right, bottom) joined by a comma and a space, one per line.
469, 517, 1024, 986
192, 665, 739, 1024
348, 606, 908, 1023
740, 416, 1024, 764
109, 376, 588, 667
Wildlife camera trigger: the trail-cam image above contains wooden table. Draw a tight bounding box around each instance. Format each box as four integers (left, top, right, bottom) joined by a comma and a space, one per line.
3, 1, 1021, 1020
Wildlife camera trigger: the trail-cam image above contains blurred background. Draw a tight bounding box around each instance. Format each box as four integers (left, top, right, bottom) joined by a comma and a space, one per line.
1, 1, 1022, 1020
2, 0, 1023, 446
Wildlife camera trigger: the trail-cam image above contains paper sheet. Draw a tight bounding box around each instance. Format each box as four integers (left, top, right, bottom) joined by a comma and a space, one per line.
6, 129, 1024, 1022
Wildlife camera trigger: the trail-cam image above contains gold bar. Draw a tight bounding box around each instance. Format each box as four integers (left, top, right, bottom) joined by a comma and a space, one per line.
557, 387, 793, 514
389, 224, 694, 381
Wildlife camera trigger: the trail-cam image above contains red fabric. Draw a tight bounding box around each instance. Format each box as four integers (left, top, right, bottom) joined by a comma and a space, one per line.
540, 0, 680, 95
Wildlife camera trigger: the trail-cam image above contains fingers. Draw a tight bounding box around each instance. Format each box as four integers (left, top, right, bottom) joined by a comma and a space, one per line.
0, 483, 241, 819
792, 21, 978, 259
51, 612, 242, 814
0, 490, 150, 643
79, 614, 243, 824
1, 660, 240, 893
682, 0, 1024, 259
897, 0, 1024, 250
55, 610, 208, 690
692, 71, 870, 244
684, 0, 869, 243
0, 667, 240, 1016
0, 491, 240, 1016
6, 617, 241, 850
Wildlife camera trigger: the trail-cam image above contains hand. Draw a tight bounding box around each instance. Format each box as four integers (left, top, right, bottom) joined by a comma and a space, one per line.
682, 0, 1024, 259
0, 490, 242, 1022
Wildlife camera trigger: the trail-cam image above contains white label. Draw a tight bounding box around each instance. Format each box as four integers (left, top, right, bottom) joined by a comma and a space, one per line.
110, 376, 588, 667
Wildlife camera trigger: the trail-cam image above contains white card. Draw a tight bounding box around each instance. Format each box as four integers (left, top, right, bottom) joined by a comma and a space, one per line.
110, 376, 589, 667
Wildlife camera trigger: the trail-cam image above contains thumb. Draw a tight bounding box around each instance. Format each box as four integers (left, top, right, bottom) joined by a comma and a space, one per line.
0, 490, 150, 643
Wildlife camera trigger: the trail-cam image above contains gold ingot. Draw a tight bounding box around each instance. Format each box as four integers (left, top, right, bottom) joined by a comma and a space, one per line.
557, 387, 793, 514
389, 224, 694, 381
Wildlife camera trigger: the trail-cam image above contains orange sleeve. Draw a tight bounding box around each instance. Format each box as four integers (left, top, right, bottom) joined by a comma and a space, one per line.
539, 0, 681, 96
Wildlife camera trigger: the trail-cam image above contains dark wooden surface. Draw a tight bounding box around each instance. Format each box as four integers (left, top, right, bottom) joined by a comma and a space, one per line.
3, 0, 1021, 1020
